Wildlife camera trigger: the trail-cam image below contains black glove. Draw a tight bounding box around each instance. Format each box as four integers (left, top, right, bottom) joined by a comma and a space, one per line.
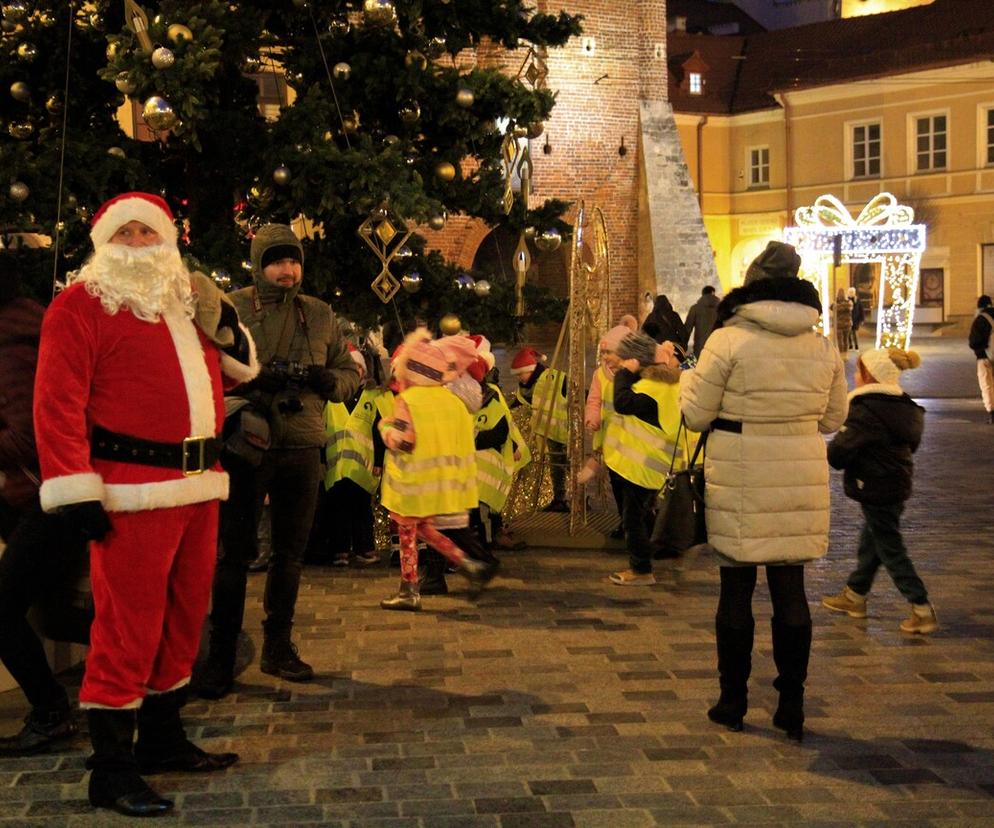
59, 501, 112, 542
218, 301, 246, 357
253, 365, 287, 394
306, 364, 338, 400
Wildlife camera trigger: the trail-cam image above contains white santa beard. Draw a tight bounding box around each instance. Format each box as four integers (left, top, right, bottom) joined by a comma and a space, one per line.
69, 244, 194, 322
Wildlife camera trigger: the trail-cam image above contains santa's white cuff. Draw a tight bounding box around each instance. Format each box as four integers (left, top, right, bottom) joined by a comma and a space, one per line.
219, 323, 260, 384
39, 472, 106, 513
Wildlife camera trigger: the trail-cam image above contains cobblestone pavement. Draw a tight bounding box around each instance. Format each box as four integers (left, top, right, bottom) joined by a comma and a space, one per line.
2, 345, 993, 827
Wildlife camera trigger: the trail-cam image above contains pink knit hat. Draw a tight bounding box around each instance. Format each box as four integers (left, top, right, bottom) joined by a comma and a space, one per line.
398, 340, 450, 387
90, 191, 178, 250
599, 325, 632, 354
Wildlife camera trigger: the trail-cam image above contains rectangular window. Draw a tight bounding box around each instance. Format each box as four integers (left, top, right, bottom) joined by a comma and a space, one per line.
986, 109, 994, 165
749, 146, 769, 188
688, 72, 703, 95
915, 114, 947, 172
852, 122, 881, 178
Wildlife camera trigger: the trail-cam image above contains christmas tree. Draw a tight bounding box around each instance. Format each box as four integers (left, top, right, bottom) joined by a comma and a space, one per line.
0, 1, 581, 341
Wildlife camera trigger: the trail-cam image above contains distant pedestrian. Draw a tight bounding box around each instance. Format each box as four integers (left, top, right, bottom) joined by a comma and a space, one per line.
833, 288, 852, 358
641, 294, 689, 350
684, 286, 720, 356
847, 287, 864, 350
822, 347, 937, 635
968, 295, 994, 424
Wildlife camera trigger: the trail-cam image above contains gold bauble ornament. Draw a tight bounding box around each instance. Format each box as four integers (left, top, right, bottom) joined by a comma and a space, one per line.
45, 95, 62, 115
535, 227, 563, 253
473, 279, 491, 298
439, 313, 462, 336
523, 225, 537, 240
167, 23, 193, 44
2, 2, 28, 22
455, 86, 474, 108
427, 37, 447, 58
405, 50, 428, 71
399, 101, 420, 125
332, 61, 351, 81
383, 134, 400, 146
142, 95, 178, 131
363, 0, 397, 27
106, 41, 119, 61
115, 72, 136, 94
527, 121, 544, 139
9, 81, 29, 102
16, 43, 37, 62
65, 194, 78, 209
55, 221, 66, 232
241, 55, 261, 74
107, 146, 126, 159
151, 46, 176, 69
434, 161, 456, 182
273, 165, 291, 185
342, 111, 360, 133
512, 124, 529, 138
401, 270, 422, 293
8, 121, 33, 139
428, 211, 447, 231
8, 181, 29, 202
328, 18, 350, 36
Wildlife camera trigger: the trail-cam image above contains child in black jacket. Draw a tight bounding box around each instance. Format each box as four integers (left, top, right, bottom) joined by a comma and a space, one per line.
822, 347, 937, 634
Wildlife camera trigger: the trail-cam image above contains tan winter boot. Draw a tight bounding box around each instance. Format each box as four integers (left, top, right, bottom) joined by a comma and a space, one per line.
900, 602, 938, 635
822, 586, 867, 618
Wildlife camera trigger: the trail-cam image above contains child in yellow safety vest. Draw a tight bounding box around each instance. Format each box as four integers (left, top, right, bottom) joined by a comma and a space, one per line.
311, 345, 388, 567
510, 347, 569, 512
605, 331, 698, 586
378, 334, 495, 611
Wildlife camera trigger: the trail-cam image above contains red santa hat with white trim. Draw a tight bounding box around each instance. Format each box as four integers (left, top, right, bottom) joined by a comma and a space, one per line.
510, 347, 545, 376
346, 342, 366, 374
90, 191, 179, 250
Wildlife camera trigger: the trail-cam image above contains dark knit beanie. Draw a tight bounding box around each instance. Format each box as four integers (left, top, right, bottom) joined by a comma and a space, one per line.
251, 224, 304, 276
744, 241, 801, 285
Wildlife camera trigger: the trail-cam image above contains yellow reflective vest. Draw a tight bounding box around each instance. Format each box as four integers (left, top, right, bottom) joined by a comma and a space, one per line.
323, 388, 386, 494
603, 377, 697, 490
381, 385, 478, 518
526, 367, 568, 444
592, 365, 617, 452
474, 385, 519, 512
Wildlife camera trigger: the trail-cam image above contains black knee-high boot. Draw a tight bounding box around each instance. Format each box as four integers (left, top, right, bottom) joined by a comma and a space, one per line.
707, 619, 754, 731
87, 709, 173, 817
418, 548, 449, 595
134, 688, 239, 774
771, 618, 811, 741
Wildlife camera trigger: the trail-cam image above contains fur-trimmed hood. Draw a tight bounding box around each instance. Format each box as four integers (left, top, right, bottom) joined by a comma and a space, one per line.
716, 277, 821, 336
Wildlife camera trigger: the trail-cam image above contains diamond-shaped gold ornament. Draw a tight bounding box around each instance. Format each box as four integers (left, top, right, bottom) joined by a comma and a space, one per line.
375, 219, 397, 246
371, 270, 401, 303
357, 203, 414, 304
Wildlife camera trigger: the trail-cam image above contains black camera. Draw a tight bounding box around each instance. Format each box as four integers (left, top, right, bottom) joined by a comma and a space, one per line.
269, 359, 308, 414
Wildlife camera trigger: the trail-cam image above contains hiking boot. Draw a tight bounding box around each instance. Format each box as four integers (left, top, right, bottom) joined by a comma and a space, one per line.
260, 636, 314, 682
460, 557, 497, 598
822, 586, 867, 618
900, 602, 938, 635
381, 580, 422, 611
0, 703, 77, 757
609, 569, 655, 586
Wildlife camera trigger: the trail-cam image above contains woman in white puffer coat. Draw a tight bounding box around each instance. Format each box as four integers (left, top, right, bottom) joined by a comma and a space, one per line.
679, 241, 848, 742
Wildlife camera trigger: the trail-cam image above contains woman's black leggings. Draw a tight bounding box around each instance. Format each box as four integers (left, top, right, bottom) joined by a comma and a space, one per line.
716, 565, 811, 628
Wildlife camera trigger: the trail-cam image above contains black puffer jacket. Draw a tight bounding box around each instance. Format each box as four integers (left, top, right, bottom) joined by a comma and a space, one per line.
827, 386, 924, 505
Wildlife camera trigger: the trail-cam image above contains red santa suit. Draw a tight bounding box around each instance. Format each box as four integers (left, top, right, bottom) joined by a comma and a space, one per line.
33, 193, 258, 710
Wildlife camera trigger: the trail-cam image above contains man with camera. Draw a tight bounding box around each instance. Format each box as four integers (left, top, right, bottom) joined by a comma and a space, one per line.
196, 224, 360, 699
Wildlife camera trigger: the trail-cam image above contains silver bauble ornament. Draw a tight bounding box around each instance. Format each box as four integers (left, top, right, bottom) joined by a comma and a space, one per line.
65, 194, 78, 209
455, 86, 474, 108
473, 279, 491, 298
151, 47, 176, 70
8, 181, 29, 202
9, 81, 29, 102
107, 146, 126, 158
399, 101, 420, 125
394, 245, 413, 262
401, 270, 422, 294
439, 314, 462, 336
428, 211, 447, 231
241, 56, 261, 74
535, 227, 563, 253
455, 273, 476, 291
55, 221, 66, 233
142, 95, 178, 131
405, 50, 428, 71
332, 62, 351, 81
273, 165, 291, 186
328, 18, 350, 36
427, 37, 447, 58
363, 0, 397, 27
8, 121, 33, 139
167, 23, 193, 44
2, 1, 28, 22
16, 43, 37, 62
383, 134, 400, 146
523, 225, 537, 240
211, 269, 232, 289
114, 72, 136, 94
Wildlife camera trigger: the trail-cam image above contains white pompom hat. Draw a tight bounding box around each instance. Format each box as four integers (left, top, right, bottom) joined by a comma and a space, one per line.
90, 191, 178, 250
859, 348, 901, 385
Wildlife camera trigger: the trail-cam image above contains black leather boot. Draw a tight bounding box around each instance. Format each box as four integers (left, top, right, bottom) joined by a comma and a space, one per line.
86, 709, 173, 817
192, 631, 237, 700
418, 549, 448, 596
771, 618, 812, 742
707, 619, 754, 732
135, 688, 239, 774
260, 630, 314, 681
0, 695, 76, 756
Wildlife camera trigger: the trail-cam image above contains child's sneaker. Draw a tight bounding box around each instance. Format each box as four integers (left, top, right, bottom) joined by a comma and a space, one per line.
900, 602, 938, 635
354, 550, 379, 566
609, 569, 655, 586
822, 586, 867, 618
332, 552, 350, 567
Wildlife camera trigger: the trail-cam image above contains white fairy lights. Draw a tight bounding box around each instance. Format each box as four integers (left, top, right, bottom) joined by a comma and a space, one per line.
783, 193, 926, 350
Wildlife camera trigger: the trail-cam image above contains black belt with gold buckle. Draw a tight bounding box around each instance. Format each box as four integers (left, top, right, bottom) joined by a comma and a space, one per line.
91, 426, 222, 476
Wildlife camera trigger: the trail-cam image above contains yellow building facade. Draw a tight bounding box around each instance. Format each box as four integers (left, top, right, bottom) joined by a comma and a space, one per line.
675, 57, 994, 325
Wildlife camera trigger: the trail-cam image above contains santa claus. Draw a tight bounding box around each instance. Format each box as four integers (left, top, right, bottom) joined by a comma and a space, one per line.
33, 192, 258, 817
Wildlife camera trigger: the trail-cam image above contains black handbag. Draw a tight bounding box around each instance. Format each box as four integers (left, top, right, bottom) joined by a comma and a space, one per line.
223, 398, 271, 467
650, 418, 707, 552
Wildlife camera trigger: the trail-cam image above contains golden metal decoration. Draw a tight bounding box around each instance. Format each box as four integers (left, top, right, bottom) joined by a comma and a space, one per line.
515, 45, 549, 91
500, 133, 520, 215
357, 203, 413, 304
512, 231, 531, 316
167, 23, 193, 44
123, 0, 153, 53
583, 207, 611, 343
